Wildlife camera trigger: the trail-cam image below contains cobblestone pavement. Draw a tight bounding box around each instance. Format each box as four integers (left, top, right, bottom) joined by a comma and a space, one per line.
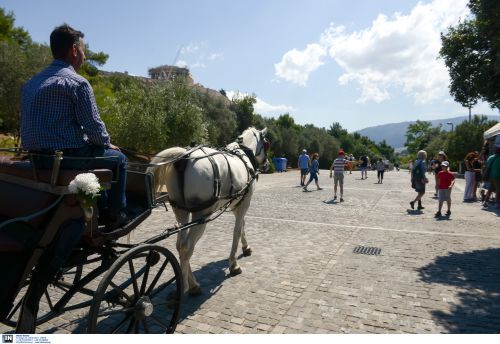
2, 169, 500, 334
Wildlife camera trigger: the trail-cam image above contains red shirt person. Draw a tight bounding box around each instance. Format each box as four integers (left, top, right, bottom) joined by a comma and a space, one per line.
435, 161, 455, 218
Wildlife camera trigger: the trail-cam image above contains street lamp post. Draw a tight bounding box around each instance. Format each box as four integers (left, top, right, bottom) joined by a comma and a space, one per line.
446, 122, 454, 132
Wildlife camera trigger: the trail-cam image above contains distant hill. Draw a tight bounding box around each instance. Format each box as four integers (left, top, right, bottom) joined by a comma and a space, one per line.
356, 115, 500, 149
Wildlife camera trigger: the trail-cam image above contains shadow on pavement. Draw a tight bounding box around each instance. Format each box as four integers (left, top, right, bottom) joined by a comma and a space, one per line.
179, 258, 229, 321
418, 248, 500, 333
406, 209, 423, 215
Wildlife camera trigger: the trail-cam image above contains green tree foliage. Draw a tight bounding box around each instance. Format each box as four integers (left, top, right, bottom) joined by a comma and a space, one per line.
445, 115, 497, 162
405, 120, 441, 156
0, 8, 31, 48
195, 89, 236, 146
107, 80, 207, 153
230, 94, 256, 133
440, 0, 500, 110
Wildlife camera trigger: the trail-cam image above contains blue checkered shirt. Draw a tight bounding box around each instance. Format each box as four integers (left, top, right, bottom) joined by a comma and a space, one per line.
20, 60, 110, 151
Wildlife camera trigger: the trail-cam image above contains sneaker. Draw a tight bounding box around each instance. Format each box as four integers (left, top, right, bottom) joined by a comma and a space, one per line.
434, 211, 442, 218
446, 210, 451, 216
303, 187, 308, 192
483, 202, 489, 208
333, 195, 337, 200
317, 187, 323, 190
409, 201, 415, 209
340, 198, 344, 202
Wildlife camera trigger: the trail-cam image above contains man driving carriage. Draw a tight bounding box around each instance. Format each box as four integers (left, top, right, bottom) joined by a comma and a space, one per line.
20, 24, 128, 229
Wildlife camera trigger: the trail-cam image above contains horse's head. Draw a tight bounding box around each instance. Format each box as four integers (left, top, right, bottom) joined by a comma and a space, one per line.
238, 127, 270, 173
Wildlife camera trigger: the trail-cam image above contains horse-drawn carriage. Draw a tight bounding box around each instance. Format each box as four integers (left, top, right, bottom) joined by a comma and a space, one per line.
0, 127, 269, 334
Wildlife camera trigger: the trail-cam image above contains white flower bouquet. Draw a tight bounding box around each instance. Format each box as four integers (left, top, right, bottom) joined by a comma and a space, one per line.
68, 173, 103, 209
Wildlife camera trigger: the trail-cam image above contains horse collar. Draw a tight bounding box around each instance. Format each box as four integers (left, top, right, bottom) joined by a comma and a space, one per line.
238, 144, 258, 172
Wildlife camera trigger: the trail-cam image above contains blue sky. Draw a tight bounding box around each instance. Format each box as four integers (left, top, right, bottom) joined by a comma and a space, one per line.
3, 0, 498, 132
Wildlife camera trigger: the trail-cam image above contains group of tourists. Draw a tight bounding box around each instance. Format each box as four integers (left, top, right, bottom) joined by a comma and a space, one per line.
298, 149, 388, 202
409, 136, 500, 218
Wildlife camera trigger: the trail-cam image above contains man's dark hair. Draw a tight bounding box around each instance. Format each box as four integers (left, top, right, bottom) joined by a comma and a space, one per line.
50, 24, 84, 59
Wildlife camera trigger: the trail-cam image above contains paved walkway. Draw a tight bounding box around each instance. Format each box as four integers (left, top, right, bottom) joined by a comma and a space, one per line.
2, 169, 499, 333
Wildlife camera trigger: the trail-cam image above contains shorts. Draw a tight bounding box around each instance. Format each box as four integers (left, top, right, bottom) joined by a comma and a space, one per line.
415, 180, 425, 193
308, 172, 318, 182
333, 172, 344, 185
438, 188, 451, 202
360, 166, 367, 172
300, 168, 309, 176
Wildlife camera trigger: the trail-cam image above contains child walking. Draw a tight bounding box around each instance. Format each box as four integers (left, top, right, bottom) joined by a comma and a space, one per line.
435, 161, 455, 218
303, 153, 322, 191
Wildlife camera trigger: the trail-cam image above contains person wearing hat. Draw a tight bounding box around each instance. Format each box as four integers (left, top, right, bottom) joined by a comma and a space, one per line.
298, 149, 311, 186
435, 161, 455, 218
329, 150, 348, 201
433, 151, 447, 197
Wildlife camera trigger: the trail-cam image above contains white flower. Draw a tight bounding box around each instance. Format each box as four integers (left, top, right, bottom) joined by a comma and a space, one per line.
68, 173, 101, 197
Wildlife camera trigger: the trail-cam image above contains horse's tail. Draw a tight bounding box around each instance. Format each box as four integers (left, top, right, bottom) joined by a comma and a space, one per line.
147, 147, 187, 193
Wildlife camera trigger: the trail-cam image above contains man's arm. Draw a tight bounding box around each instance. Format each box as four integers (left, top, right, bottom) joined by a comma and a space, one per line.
74, 80, 111, 147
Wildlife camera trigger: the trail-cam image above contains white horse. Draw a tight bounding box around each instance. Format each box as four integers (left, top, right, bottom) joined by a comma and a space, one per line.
150, 127, 269, 295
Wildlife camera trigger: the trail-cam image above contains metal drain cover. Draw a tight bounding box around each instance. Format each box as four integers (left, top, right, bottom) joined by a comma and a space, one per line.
353, 245, 381, 255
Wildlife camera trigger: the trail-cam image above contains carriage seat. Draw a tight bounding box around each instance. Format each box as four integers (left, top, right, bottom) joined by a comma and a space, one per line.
0, 156, 113, 186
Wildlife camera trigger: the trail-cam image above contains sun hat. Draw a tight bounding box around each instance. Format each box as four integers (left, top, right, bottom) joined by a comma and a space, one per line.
302, 149, 307, 153
441, 161, 449, 167
438, 151, 446, 156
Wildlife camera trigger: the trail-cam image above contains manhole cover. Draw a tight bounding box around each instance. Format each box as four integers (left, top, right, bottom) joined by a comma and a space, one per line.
353, 245, 381, 255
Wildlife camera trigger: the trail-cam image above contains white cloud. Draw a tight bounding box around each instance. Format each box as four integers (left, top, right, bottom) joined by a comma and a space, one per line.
275, 0, 470, 103
177, 41, 223, 69
274, 44, 326, 86
226, 91, 295, 115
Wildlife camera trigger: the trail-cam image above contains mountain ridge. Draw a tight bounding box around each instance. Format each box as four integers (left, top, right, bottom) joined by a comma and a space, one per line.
356, 115, 500, 149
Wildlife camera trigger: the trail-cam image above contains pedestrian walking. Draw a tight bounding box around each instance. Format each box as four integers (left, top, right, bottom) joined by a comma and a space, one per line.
359, 155, 369, 179
435, 161, 455, 218
376, 158, 386, 184
463, 151, 478, 201
410, 150, 428, 211
297, 149, 310, 186
329, 150, 348, 201
303, 153, 322, 191
432, 151, 447, 197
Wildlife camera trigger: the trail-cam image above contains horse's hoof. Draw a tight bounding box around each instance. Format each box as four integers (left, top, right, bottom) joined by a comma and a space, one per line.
229, 266, 242, 276
242, 246, 252, 257
188, 286, 202, 296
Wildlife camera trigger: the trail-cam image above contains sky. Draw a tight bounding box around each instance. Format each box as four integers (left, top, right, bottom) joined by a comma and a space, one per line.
3, 0, 498, 132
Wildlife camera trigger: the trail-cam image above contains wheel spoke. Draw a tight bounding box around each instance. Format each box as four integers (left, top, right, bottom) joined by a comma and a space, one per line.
44, 290, 54, 310
7, 296, 24, 320
149, 276, 176, 298
142, 320, 150, 334
150, 314, 168, 330
128, 260, 140, 298
111, 313, 133, 334
139, 260, 151, 296
109, 281, 133, 303
97, 306, 134, 318
145, 260, 169, 295
126, 318, 137, 333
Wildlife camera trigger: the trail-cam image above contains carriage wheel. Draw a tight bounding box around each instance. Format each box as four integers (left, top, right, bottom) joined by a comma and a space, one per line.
87, 244, 183, 334
2, 265, 83, 328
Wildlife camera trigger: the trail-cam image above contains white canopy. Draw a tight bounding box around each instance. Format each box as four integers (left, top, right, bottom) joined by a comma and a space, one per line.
484, 122, 500, 139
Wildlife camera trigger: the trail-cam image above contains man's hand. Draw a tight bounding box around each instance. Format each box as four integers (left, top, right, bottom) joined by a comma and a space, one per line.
109, 143, 121, 151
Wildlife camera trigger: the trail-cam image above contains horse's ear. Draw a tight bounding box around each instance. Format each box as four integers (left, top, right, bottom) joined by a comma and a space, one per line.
261, 127, 268, 136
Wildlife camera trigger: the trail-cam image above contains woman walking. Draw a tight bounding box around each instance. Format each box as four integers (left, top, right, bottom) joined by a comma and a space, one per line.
463, 151, 477, 201
303, 153, 322, 191
376, 158, 386, 184
410, 150, 428, 210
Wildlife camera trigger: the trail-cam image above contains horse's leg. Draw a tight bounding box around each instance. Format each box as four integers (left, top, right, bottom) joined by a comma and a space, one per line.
177, 211, 207, 296
229, 193, 252, 275
172, 208, 191, 294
